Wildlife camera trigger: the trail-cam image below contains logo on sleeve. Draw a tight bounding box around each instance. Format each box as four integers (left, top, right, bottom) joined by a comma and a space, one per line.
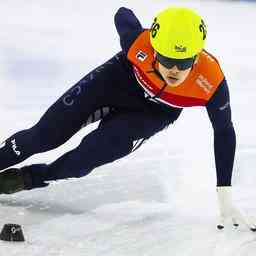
136, 51, 148, 62
219, 102, 230, 111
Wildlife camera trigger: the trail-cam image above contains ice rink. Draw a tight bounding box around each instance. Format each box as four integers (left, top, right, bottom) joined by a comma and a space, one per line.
0, 0, 256, 255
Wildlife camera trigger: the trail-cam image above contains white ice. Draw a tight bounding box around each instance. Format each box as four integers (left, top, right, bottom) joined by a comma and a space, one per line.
0, 0, 256, 255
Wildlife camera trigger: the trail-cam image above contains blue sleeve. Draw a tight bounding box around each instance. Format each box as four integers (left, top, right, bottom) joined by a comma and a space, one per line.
114, 7, 144, 55
206, 79, 236, 186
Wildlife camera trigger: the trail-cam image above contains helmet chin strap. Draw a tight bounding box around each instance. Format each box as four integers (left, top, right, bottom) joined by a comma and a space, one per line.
143, 57, 168, 101
147, 59, 168, 100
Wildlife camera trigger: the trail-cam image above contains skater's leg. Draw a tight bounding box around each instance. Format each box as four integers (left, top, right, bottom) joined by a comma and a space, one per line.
26, 110, 177, 188
0, 53, 144, 171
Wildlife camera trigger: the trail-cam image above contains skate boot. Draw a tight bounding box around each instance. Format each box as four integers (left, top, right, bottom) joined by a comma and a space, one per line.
0, 168, 32, 194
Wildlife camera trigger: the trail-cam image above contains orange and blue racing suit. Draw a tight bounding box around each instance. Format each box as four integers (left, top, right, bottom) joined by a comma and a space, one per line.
0, 7, 235, 189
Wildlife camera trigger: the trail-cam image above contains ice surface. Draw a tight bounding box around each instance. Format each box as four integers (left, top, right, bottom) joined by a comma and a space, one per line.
0, 0, 256, 255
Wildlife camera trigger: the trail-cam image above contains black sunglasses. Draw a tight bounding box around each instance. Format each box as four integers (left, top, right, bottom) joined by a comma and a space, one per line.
156, 52, 196, 71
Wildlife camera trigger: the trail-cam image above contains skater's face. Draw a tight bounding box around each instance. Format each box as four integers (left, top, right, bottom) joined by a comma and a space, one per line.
157, 63, 192, 87
155, 52, 198, 87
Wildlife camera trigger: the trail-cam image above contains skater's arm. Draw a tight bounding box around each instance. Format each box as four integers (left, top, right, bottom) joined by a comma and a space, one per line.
206, 79, 236, 187
114, 7, 144, 55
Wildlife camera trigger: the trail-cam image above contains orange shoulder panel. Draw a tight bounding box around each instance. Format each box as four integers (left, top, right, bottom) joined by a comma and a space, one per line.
127, 30, 225, 104
163, 50, 225, 100
127, 30, 154, 68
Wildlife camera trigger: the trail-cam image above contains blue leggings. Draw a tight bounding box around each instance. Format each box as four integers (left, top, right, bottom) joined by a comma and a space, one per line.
0, 52, 182, 188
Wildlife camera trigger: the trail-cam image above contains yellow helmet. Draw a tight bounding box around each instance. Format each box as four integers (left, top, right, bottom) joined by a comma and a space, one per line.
150, 6, 207, 59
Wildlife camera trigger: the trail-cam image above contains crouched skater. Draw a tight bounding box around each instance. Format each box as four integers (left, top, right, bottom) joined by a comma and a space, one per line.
0, 6, 255, 231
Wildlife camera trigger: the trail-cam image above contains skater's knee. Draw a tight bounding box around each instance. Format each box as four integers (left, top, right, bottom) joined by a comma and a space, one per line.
27, 122, 66, 152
